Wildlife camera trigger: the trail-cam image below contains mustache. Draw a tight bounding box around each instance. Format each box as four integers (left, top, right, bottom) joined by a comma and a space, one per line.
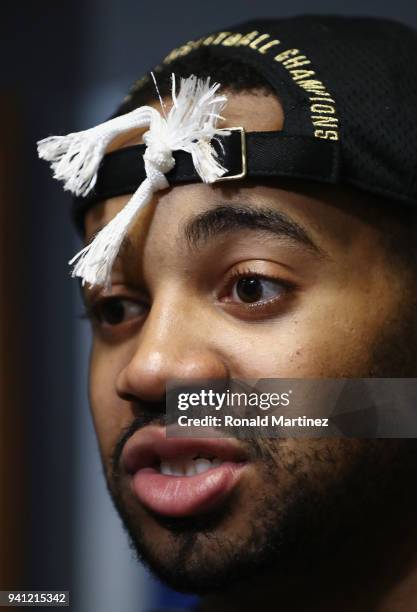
109, 398, 284, 481
111, 400, 166, 479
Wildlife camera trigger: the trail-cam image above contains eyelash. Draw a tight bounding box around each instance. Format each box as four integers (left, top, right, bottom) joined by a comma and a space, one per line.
80, 269, 295, 328
225, 267, 292, 292
221, 268, 295, 310
79, 296, 147, 328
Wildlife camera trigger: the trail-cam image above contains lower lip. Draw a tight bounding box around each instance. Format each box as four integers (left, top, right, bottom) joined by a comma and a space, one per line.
130, 462, 245, 517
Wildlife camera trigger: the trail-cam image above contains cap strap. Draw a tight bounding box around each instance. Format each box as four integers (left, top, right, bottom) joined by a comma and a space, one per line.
73, 131, 340, 232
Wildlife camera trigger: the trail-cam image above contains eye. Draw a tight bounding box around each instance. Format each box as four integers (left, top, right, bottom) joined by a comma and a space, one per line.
230, 275, 287, 305
218, 266, 297, 320
89, 297, 146, 326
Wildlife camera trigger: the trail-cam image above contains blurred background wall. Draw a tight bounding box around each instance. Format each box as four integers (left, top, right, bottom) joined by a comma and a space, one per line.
1, 1, 417, 610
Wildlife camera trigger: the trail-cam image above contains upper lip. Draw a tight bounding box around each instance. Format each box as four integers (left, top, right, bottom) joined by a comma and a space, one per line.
121, 426, 248, 475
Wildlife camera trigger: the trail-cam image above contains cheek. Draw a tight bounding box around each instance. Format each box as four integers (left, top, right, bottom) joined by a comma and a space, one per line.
89, 344, 130, 461
220, 291, 382, 378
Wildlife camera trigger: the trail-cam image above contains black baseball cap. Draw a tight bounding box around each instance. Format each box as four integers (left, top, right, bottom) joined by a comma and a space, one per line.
73, 15, 417, 232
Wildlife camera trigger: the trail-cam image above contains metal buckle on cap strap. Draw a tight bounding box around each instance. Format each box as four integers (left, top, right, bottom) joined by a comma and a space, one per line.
214, 127, 247, 182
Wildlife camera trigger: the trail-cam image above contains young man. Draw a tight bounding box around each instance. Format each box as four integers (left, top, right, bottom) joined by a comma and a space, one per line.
40, 15, 417, 612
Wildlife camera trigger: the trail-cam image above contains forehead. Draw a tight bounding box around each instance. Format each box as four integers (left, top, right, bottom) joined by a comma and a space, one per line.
84, 181, 381, 288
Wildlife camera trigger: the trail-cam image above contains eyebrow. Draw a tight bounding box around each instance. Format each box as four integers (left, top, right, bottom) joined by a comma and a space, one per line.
81, 201, 325, 300
183, 204, 325, 256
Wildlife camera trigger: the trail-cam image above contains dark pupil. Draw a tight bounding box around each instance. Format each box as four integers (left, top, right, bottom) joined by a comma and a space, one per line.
236, 277, 263, 303
100, 299, 125, 325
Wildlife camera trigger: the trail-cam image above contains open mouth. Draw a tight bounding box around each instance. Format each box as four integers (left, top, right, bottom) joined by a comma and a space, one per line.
121, 426, 248, 517
159, 456, 225, 476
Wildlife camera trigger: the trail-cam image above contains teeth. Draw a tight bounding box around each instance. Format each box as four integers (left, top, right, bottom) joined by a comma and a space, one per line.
185, 463, 196, 477
171, 460, 185, 476
159, 457, 223, 477
160, 461, 172, 476
195, 458, 212, 475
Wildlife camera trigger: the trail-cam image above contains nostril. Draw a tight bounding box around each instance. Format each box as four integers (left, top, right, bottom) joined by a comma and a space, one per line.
117, 390, 139, 403
115, 389, 167, 424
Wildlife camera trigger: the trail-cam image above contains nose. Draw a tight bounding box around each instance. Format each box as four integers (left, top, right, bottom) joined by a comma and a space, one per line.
116, 296, 229, 403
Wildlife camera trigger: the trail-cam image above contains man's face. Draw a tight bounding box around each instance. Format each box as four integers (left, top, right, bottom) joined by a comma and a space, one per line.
83, 91, 417, 596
